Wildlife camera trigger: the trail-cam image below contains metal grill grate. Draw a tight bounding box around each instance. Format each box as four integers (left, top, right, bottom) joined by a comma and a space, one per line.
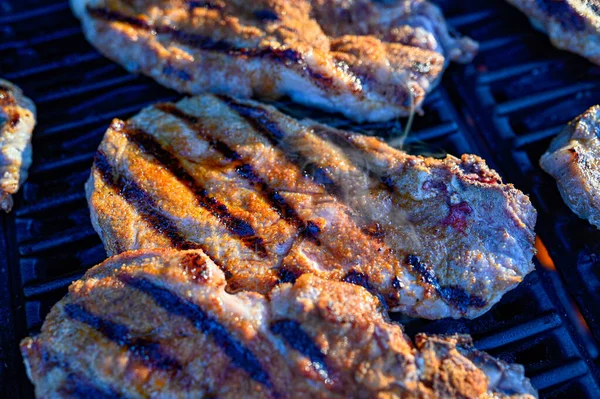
1, 0, 599, 397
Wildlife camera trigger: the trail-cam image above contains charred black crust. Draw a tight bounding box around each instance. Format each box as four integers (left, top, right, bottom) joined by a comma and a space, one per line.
86, 7, 334, 90
407, 255, 486, 313
277, 267, 301, 284
342, 270, 373, 291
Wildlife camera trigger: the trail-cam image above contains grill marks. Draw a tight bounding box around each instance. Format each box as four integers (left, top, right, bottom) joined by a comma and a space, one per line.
85, 7, 334, 90
270, 320, 334, 385
118, 273, 273, 389
64, 303, 181, 371
154, 103, 321, 244
220, 96, 343, 197
94, 150, 201, 252
111, 122, 268, 257
35, 345, 125, 399
407, 255, 486, 314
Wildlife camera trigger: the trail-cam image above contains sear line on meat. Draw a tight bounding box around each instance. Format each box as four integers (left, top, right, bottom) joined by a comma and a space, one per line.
69, 0, 477, 122
21, 248, 538, 399
540, 105, 600, 229
506, 0, 600, 65
85, 94, 537, 320
0, 79, 36, 213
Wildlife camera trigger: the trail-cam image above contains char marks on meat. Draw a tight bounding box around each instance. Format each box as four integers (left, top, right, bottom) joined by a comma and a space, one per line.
69, 0, 477, 122
0, 79, 36, 213
86, 94, 537, 319
507, 0, 600, 65
20, 248, 538, 398
540, 105, 600, 228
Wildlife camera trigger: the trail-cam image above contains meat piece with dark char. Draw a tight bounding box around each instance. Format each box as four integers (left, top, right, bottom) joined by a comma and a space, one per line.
69, 0, 477, 122
506, 0, 600, 65
20, 248, 538, 398
85, 94, 537, 320
0, 79, 36, 212
540, 105, 600, 229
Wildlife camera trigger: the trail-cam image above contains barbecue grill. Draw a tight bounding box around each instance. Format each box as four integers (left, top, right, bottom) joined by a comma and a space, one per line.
1, 0, 599, 397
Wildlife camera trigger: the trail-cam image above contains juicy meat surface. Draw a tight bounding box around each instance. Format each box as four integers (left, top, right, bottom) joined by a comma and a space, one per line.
21, 248, 538, 399
69, 0, 477, 122
540, 105, 600, 228
86, 94, 537, 319
507, 0, 600, 65
0, 79, 36, 212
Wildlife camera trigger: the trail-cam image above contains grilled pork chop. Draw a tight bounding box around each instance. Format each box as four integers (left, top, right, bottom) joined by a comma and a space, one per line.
0, 80, 36, 212
86, 94, 537, 320
70, 0, 477, 122
21, 248, 538, 399
506, 0, 600, 65
540, 105, 600, 228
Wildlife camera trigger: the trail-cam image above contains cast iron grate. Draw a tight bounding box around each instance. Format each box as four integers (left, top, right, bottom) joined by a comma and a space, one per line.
0, 0, 598, 398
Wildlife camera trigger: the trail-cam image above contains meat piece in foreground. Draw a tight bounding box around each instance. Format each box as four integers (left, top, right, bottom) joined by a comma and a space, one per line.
21, 249, 538, 399
70, 0, 477, 122
86, 94, 537, 319
0, 79, 36, 212
540, 105, 600, 228
506, 0, 600, 65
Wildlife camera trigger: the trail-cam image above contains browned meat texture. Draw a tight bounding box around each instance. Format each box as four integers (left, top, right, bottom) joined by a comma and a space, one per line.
85, 94, 537, 319
540, 105, 600, 228
69, 0, 477, 122
507, 0, 600, 65
0, 79, 36, 212
20, 249, 538, 399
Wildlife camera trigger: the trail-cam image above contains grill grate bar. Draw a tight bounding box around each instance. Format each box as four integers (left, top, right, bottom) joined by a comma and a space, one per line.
532, 360, 590, 390
0, 2, 67, 24
16, 192, 87, 217
495, 83, 596, 115
38, 98, 178, 139
474, 312, 562, 351
19, 226, 98, 256
29, 152, 95, 175
36, 75, 138, 103
0, 27, 81, 51
4, 52, 102, 80
23, 271, 87, 299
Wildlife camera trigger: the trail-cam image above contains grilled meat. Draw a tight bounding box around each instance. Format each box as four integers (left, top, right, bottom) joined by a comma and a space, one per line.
86, 94, 537, 320
0, 79, 36, 212
540, 105, 600, 228
21, 248, 538, 399
70, 0, 477, 122
506, 0, 600, 65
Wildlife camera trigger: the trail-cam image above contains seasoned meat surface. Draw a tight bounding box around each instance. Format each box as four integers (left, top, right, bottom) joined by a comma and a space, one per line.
0, 79, 36, 212
540, 105, 600, 228
70, 0, 477, 122
21, 249, 538, 399
86, 94, 537, 319
507, 0, 600, 65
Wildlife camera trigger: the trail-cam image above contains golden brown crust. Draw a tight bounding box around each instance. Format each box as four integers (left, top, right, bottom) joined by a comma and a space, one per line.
21, 249, 537, 398
70, 0, 476, 122
86, 94, 536, 319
